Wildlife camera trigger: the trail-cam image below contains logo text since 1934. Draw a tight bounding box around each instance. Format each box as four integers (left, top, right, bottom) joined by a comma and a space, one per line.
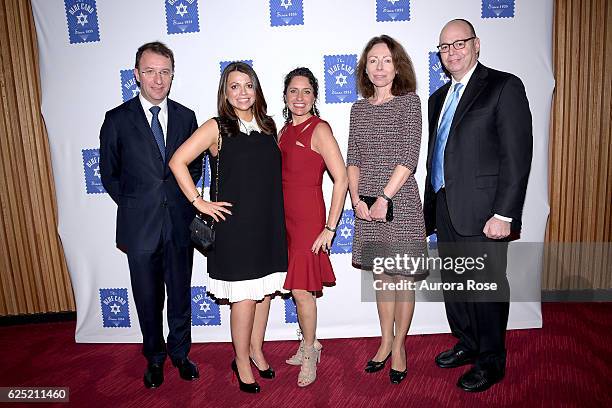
269, 0, 304, 27
99, 288, 131, 328
166, 0, 200, 34
324, 55, 358, 104
481, 0, 515, 19
191, 286, 221, 326
376, 0, 410, 22
64, 0, 100, 44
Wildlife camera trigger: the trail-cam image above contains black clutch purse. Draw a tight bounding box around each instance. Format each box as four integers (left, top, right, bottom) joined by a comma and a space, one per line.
189, 118, 222, 253
359, 195, 394, 222
190, 214, 215, 251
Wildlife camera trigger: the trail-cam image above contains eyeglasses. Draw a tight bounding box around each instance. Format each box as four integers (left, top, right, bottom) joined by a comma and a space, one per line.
140, 69, 174, 79
437, 37, 476, 53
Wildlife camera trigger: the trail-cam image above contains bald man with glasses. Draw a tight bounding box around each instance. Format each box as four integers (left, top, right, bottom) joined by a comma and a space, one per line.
424, 19, 533, 392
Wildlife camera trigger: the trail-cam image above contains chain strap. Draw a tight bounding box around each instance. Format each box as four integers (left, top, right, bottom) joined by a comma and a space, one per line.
207, 117, 223, 230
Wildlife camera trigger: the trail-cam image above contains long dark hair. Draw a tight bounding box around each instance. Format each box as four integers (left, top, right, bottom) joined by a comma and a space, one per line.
282, 67, 320, 123
217, 62, 276, 136
356, 35, 416, 98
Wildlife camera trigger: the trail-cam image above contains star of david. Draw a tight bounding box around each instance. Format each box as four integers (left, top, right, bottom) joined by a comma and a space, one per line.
280, 0, 292, 10
199, 301, 211, 312
335, 73, 348, 87
76, 12, 88, 27
132, 89, 140, 97
340, 226, 352, 239
176, 3, 188, 17
93, 166, 100, 178
110, 303, 121, 315
439, 73, 450, 82
387, 0, 400, 4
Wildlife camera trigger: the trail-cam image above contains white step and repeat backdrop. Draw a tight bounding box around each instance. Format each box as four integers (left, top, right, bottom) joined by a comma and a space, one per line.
32, 0, 552, 343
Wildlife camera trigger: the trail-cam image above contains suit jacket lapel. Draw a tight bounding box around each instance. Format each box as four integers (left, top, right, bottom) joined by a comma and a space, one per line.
449, 63, 488, 133
165, 99, 179, 162
128, 97, 164, 162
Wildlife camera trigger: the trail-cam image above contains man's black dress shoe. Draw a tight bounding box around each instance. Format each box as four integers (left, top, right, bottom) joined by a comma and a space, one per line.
144, 363, 164, 389
457, 367, 504, 392
364, 352, 391, 373
173, 358, 199, 381
389, 368, 408, 384
435, 349, 476, 368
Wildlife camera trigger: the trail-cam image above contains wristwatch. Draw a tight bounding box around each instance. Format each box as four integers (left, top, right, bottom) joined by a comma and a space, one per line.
380, 192, 392, 203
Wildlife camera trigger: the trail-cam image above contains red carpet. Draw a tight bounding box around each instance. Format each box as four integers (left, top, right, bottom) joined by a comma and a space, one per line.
0, 303, 610, 407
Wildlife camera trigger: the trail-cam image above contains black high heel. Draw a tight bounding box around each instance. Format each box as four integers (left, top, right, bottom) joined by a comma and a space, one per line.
389, 368, 408, 384
250, 357, 275, 379
231, 360, 261, 393
364, 352, 391, 373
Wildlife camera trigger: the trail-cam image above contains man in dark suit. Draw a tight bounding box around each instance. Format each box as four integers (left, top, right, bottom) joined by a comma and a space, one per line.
100, 42, 203, 388
424, 19, 532, 392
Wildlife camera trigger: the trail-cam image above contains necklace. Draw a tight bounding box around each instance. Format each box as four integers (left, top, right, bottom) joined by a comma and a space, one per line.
370, 93, 394, 105
239, 117, 259, 135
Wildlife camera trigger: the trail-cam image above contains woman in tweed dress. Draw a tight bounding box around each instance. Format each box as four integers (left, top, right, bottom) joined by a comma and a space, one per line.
347, 35, 426, 384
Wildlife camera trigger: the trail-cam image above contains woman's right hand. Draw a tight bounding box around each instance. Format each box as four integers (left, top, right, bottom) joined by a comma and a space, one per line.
353, 200, 372, 221
193, 198, 233, 222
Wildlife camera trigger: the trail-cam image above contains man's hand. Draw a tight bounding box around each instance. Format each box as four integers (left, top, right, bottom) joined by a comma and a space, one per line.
483, 217, 510, 240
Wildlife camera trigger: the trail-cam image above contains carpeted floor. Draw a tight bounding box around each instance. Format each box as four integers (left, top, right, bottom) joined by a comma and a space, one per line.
0, 302, 610, 407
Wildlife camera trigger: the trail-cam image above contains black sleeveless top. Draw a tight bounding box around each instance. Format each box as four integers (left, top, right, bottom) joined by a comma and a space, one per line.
207, 126, 288, 281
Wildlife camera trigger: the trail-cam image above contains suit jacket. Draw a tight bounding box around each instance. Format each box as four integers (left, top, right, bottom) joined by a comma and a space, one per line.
424, 63, 533, 237
99, 96, 202, 251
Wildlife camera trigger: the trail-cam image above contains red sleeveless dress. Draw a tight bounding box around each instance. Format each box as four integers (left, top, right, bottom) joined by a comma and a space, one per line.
279, 116, 336, 291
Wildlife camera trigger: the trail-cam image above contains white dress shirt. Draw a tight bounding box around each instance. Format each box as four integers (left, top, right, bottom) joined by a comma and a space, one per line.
437, 62, 477, 128
139, 94, 168, 143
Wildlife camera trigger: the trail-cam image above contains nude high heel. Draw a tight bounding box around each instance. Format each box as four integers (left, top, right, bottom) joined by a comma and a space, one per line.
287, 329, 323, 366
297, 344, 320, 387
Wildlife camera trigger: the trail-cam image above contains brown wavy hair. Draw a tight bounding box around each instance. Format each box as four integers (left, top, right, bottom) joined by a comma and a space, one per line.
217, 62, 276, 137
356, 35, 416, 98
282, 67, 320, 123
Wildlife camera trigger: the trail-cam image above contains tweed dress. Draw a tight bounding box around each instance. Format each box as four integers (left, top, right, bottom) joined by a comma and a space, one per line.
347, 93, 426, 269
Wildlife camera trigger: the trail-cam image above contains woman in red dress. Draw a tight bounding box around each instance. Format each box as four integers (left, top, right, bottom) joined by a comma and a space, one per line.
279, 67, 348, 387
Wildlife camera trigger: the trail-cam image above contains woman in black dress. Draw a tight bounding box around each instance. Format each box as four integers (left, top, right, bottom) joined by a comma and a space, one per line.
170, 62, 288, 393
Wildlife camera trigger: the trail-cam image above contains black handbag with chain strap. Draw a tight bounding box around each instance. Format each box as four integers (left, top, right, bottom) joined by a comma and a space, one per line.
189, 117, 223, 253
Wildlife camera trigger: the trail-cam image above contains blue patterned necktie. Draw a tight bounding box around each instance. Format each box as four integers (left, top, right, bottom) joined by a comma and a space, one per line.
149, 106, 165, 161
431, 83, 464, 193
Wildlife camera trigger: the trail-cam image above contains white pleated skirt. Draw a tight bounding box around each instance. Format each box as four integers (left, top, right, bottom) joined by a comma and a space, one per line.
207, 272, 289, 303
